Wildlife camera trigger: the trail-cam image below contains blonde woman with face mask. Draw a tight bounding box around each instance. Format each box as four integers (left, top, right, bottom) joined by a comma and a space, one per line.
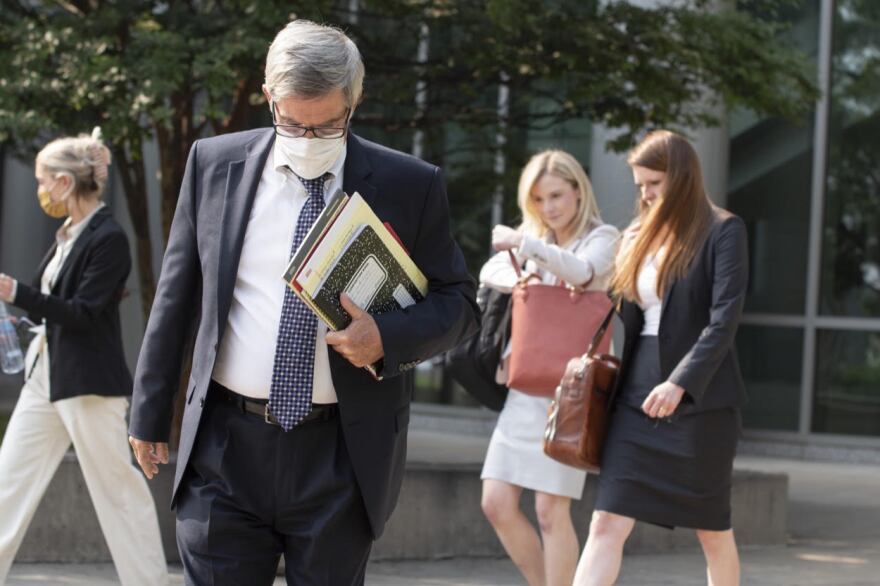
479, 150, 619, 586
0, 130, 169, 585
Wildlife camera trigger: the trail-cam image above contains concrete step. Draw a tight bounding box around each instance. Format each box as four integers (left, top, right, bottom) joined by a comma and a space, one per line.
373, 464, 787, 559
15, 429, 786, 563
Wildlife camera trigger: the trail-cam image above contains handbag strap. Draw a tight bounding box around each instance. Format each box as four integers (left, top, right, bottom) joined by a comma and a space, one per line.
585, 306, 616, 358
507, 250, 522, 279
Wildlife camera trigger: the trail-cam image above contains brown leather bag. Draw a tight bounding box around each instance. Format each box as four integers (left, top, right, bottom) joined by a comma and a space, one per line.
506, 252, 613, 397
543, 308, 619, 473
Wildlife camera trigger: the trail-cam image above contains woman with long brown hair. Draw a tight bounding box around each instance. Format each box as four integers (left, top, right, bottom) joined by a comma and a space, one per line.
573, 130, 748, 586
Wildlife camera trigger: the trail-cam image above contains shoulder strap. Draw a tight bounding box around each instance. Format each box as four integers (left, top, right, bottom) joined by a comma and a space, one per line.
507, 250, 522, 279
585, 306, 616, 357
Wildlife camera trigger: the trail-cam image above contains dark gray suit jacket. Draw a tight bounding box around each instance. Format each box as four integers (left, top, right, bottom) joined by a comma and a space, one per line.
612, 208, 749, 413
128, 129, 478, 538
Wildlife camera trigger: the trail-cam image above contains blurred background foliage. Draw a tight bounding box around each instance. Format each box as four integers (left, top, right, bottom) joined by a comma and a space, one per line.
0, 0, 817, 319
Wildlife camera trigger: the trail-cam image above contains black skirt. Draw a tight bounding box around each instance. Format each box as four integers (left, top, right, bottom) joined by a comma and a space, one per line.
595, 336, 741, 531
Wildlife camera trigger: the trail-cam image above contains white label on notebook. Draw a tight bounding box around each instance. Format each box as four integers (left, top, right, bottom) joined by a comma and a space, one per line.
393, 284, 417, 308
344, 255, 387, 310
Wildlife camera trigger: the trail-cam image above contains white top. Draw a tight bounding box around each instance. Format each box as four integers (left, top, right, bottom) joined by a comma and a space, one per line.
212, 143, 346, 402
479, 223, 620, 292
637, 251, 663, 336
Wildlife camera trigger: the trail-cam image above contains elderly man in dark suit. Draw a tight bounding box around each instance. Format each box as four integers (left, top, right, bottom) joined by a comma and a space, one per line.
128, 19, 478, 585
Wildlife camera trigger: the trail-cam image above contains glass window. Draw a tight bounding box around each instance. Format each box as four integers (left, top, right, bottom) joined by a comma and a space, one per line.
813, 329, 880, 437
736, 325, 803, 431
819, 1, 880, 317
727, 0, 820, 315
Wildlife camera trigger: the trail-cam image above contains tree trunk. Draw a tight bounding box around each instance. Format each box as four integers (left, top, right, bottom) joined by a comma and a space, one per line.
113, 141, 156, 324
157, 90, 196, 242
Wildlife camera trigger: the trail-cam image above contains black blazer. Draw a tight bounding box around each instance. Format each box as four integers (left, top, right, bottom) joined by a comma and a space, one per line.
612, 208, 749, 413
13, 207, 133, 402
128, 129, 479, 538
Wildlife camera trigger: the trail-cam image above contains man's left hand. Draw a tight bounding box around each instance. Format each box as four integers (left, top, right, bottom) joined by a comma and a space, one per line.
326, 293, 384, 368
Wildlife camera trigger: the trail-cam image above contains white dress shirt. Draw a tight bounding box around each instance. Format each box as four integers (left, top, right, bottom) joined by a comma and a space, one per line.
212, 143, 346, 402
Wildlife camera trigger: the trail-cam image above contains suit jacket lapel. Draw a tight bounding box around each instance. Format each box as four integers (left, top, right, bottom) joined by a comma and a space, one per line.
217, 130, 275, 337
343, 134, 377, 206
658, 280, 677, 331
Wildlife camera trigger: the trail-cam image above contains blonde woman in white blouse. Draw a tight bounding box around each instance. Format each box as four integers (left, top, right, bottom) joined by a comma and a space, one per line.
479, 150, 619, 586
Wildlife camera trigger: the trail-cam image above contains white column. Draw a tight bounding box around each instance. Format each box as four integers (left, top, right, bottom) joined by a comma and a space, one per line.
489, 75, 510, 235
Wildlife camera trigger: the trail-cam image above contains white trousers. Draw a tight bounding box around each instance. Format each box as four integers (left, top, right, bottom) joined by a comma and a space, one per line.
0, 346, 168, 586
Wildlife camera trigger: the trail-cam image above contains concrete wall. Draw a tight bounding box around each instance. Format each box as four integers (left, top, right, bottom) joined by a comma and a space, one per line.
15, 454, 786, 563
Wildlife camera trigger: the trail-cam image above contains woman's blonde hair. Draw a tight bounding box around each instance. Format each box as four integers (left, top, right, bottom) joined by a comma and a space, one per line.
516, 149, 602, 240
610, 130, 713, 302
36, 127, 112, 200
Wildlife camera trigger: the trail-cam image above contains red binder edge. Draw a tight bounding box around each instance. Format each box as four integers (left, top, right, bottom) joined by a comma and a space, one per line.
383, 222, 409, 256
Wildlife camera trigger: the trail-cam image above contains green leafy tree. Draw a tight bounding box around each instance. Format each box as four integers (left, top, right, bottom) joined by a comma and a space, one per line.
0, 0, 335, 319
1, 0, 818, 320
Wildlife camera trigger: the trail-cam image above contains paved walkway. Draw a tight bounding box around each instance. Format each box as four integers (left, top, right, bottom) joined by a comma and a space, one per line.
8, 439, 880, 585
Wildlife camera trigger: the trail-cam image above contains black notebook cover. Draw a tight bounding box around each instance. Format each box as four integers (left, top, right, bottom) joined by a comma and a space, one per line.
310, 224, 425, 330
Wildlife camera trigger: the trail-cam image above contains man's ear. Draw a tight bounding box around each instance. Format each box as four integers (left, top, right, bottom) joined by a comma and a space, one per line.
261, 84, 273, 107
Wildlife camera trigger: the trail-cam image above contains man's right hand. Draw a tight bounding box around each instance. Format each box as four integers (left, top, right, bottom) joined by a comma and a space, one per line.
129, 436, 169, 479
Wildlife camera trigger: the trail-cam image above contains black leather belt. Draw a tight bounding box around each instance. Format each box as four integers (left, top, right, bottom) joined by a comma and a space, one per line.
208, 380, 338, 426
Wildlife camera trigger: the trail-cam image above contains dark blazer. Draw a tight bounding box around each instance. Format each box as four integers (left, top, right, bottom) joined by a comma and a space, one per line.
13, 207, 133, 402
128, 129, 479, 539
612, 208, 749, 413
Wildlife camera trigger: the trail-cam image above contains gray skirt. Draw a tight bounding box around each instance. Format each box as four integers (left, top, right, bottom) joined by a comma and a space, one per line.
595, 336, 741, 531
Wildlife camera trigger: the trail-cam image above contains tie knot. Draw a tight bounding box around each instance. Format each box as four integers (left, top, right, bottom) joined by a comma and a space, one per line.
295, 173, 330, 201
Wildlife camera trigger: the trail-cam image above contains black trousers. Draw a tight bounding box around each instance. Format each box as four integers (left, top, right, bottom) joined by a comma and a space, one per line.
176, 391, 372, 586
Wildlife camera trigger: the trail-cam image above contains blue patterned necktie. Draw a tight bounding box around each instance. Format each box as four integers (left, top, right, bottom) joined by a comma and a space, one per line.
269, 173, 328, 430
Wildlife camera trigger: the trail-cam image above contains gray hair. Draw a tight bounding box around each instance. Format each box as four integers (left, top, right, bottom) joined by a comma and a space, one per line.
265, 20, 364, 109
36, 127, 111, 200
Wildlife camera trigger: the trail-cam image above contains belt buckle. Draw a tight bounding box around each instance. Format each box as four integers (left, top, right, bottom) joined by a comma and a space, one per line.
264, 405, 278, 425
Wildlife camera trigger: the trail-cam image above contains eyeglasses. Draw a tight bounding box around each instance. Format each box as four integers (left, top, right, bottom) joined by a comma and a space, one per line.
271, 102, 350, 139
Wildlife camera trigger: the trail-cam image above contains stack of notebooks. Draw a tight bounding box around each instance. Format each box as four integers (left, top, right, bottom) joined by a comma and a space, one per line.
283, 190, 428, 376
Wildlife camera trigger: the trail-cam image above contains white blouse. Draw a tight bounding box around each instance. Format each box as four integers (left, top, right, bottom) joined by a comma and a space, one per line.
637, 252, 663, 336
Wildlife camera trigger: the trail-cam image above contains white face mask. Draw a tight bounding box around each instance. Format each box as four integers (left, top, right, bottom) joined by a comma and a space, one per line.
275, 134, 345, 180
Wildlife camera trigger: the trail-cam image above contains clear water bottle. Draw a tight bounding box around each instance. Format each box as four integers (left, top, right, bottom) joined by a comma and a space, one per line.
0, 301, 24, 374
